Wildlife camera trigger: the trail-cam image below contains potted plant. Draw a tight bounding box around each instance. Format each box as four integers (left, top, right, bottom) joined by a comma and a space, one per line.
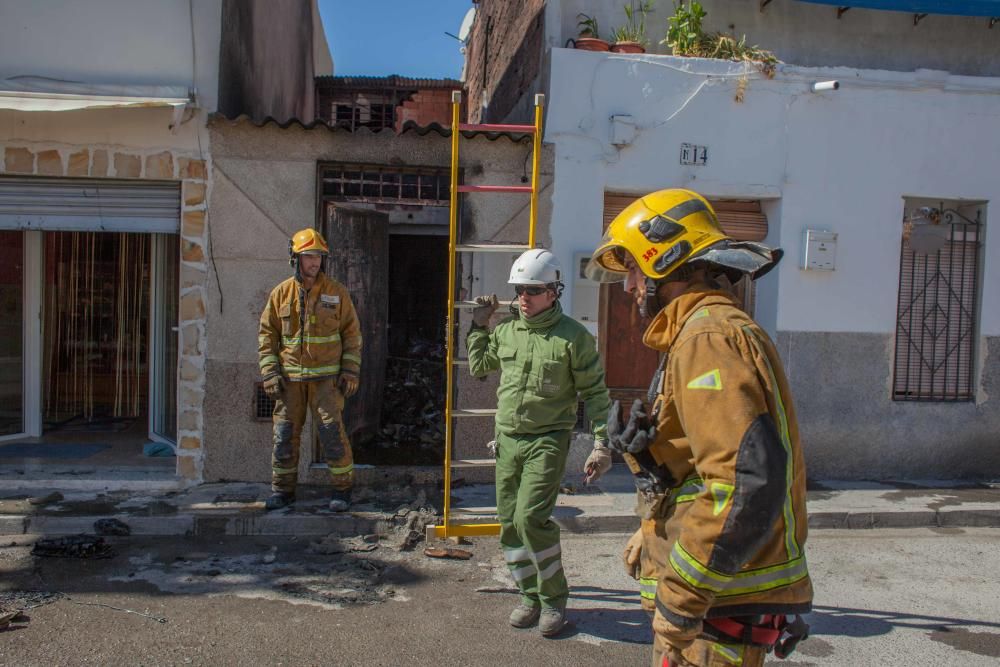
611, 0, 654, 53
574, 13, 610, 52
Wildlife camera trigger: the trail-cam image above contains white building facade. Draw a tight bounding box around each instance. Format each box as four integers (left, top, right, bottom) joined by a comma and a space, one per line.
469, 0, 1000, 478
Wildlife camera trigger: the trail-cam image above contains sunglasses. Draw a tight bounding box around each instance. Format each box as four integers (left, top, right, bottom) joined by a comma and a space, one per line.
514, 285, 549, 296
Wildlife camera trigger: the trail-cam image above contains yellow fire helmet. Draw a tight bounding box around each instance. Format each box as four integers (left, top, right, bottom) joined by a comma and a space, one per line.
290, 228, 330, 256
585, 188, 781, 283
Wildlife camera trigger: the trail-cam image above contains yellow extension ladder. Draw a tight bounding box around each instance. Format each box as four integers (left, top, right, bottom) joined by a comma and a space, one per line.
426, 90, 545, 540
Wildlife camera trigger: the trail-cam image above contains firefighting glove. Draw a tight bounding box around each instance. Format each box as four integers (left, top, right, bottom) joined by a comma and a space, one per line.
607, 399, 656, 455
622, 528, 643, 580
472, 294, 499, 328
652, 609, 703, 657
583, 441, 612, 484
262, 374, 284, 399
339, 373, 359, 398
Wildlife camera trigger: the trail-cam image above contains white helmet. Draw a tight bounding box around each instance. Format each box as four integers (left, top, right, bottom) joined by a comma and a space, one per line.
508, 248, 562, 286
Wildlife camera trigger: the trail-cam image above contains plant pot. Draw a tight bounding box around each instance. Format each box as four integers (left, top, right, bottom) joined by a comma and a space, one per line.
574, 37, 611, 52
611, 41, 645, 54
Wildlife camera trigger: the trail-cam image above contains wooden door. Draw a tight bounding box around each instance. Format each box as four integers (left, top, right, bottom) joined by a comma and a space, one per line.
322, 205, 389, 444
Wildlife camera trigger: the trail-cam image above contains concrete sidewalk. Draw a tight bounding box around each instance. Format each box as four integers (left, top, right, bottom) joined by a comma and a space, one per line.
2, 465, 999, 540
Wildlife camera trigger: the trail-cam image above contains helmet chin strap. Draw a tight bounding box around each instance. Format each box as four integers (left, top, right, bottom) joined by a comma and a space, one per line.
640, 265, 698, 318
640, 278, 660, 319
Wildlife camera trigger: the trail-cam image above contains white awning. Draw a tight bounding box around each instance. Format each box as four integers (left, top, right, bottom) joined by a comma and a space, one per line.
0, 76, 191, 112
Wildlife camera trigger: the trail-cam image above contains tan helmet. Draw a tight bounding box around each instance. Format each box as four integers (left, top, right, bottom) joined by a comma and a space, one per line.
290, 228, 329, 256
586, 188, 781, 285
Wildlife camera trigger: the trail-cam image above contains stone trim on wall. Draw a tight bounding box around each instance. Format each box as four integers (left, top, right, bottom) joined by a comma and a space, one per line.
0, 143, 210, 484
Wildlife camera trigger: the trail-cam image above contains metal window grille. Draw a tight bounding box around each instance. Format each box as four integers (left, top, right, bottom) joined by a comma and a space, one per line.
320, 164, 450, 206
255, 382, 275, 420
892, 207, 982, 401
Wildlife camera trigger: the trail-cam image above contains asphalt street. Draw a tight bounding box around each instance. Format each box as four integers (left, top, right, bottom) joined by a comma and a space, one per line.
1, 528, 998, 666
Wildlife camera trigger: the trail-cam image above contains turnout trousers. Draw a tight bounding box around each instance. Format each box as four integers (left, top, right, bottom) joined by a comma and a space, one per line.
652, 638, 766, 667
495, 429, 570, 610
271, 377, 353, 493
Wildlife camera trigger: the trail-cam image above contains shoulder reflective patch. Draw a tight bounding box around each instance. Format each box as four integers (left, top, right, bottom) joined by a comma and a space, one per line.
711, 482, 735, 516
686, 368, 722, 391
690, 308, 710, 321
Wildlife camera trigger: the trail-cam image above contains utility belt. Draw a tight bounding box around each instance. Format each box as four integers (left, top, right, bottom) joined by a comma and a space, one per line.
702, 614, 810, 659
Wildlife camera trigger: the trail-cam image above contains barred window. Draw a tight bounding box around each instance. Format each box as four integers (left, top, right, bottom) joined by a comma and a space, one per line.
892, 200, 984, 401
255, 382, 275, 420
319, 164, 450, 206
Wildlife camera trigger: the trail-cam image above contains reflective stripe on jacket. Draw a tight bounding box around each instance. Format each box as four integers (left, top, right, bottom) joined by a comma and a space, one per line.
466, 302, 610, 440
258, 272, 363, 381
641, 284, 812, 624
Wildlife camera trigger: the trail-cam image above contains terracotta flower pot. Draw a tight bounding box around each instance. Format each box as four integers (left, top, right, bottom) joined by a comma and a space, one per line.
574, 37, 611, 52
611, 41, 645, 54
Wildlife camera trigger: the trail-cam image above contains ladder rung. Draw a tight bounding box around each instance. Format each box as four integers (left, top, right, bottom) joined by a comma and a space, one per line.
453, 358, 469, 366
458, 122, 536, 134
451, 408, 498, 418
426, 522, 502, 540
457, 185, 533, 194
451, 458, 496, 468
456, 243, 531, 253
455, 300, 514, 309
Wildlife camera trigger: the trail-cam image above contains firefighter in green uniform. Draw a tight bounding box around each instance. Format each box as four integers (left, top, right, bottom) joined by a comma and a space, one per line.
258, 228, 363, 512
467, 248, 612, 636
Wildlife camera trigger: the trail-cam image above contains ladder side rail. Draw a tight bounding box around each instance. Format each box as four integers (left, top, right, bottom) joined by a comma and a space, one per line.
442, 90, 463, 537
528, 94, 544, 248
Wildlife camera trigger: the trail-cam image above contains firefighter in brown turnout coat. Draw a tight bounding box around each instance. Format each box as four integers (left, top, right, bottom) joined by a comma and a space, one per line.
258, 228, 362, 512
585, 189, 812, 666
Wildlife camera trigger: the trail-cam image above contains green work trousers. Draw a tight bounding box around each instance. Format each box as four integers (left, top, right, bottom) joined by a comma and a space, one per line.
495, 429, 570, 610
271, 377, 353, 493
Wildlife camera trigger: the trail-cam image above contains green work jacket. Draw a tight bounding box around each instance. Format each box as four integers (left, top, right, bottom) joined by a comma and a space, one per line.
467, 302, 610, 440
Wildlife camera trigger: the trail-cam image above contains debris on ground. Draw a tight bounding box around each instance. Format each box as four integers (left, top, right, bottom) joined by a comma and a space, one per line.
262, 546, 277, 564
308, 533, 380, 555
28, 492, 64, 506
369, 349, 446, 465
0, 590, 63, 627
475, 585, 519, 594
94, 518, 131, 536
423, 547, 473, 560
32, 535, 116, 559
0, 610, 26, 629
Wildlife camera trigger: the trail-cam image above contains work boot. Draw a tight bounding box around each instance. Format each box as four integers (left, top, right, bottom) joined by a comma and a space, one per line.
539, 606, 567, 637
329, 488, 351, 512
509, 604, 541, 628
265, 492, 295, 511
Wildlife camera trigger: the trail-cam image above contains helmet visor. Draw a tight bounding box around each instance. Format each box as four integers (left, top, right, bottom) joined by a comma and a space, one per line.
584, 225, 636, 283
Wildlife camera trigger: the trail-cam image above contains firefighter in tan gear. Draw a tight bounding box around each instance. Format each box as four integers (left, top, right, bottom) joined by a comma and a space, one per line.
258, 228, 362, 512
585, 189, 812, 666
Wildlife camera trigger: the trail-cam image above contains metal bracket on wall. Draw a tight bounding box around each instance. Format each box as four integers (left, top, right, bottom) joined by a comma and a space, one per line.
913, 13, 928, 26
837, 7, 851, 19
759, 0, 773, 12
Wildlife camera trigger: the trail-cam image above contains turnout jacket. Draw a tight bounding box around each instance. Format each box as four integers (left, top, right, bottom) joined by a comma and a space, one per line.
642, 284, 812, 626
467, 302, 610, 441
258, 272, 363, 381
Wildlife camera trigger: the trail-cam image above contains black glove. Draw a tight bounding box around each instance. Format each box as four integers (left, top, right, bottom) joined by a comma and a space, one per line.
607, 399, 656, 455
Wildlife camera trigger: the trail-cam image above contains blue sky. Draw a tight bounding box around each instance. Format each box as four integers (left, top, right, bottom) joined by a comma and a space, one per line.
317, 1, 474, 79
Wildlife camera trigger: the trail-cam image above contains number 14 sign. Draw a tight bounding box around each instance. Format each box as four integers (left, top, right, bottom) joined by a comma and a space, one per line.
680, 143, 708, 166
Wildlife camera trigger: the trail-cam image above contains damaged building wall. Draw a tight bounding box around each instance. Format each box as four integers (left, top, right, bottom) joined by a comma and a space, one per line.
204, 118, 553, 484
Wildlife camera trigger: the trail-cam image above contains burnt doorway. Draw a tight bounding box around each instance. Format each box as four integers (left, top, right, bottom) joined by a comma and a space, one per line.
317, 162, 450, 466
370, 233, 449, 465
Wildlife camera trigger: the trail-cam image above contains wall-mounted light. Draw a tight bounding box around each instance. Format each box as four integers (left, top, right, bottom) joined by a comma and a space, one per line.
810, 81, 840, 93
